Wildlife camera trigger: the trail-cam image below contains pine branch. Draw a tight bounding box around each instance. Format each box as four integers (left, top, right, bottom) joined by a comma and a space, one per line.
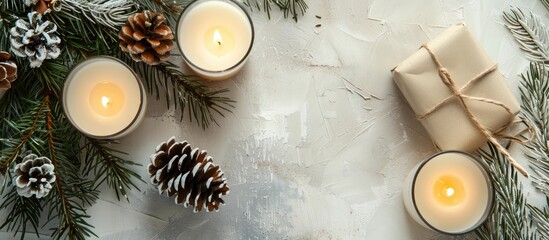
0, 0, 27, 13
475, 143, 537, 240
59, 0, 135, 31
520, 62, 549, 196
0, 89, 48, 240
276, 0, 308, 21
0, 8, 17, 51
0, 99, 47, 174
132, 0, 186, 13
243, 0, 308, 21
151, 0, 183, 13
542, 0, 549, 12
0, 188, 42, 239
0, 58, 46, 126
132, 0, 188, 26
503, 7, 549, 64
117, 51, 235, 129
81, 138, 143, 202
46, 112, 100, 205
45, 0, 126, 48
529, 198, 549, 240
46, 189, 96, 240
44, 95, 96, 240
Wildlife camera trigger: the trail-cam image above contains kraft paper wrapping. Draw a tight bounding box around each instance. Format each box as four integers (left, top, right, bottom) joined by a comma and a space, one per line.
392, 23, 520, 152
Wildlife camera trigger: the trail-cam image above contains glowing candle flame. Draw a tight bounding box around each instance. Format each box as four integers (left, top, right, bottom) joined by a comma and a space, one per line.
101, 96, 111, 108
213, 30, 222, 47
445, 187, 455, 197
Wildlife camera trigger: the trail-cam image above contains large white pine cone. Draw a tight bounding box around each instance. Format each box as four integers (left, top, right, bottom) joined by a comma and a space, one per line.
12, 154, 56, 199
148, 136, 229, 212
10, 11, 61, 68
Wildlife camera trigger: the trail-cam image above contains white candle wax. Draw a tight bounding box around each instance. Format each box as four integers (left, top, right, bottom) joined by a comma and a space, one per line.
63, 57, 146, 139
402, 151, 493, 234
177, 0, 254, 80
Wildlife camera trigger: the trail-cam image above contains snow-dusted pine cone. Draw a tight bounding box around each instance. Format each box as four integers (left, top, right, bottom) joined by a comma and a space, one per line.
0, 52, 17, 90
12, 154, 56, 199
148, 137, 229, 212
10, 11, 61, 68
119, 11, 174, 65
25, 0, 57, 14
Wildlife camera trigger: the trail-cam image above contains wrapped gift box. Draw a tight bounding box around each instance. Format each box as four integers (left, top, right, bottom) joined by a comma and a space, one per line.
392, 23, 520, 152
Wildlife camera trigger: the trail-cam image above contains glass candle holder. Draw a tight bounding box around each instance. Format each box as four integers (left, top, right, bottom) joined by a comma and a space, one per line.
62, 56, 147, 139
402, 151, 494, 235
176, 0, 254, 80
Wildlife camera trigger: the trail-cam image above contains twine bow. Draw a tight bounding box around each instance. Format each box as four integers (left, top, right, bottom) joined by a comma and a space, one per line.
419, 44, 529, 177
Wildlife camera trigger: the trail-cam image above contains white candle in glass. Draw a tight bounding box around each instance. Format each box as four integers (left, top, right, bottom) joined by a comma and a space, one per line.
402, 151, 494, 235
62, 56, 146, 139
176, 0, 254, 80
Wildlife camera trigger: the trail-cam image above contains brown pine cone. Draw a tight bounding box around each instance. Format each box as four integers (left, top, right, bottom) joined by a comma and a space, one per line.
119, 11, 174, 65
148, 137, 229, 212
25, 0, 57, 14
0, 52, 17, 90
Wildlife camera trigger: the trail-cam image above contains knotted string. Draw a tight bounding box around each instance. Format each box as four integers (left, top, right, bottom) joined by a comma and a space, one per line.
419, 44, 529, 177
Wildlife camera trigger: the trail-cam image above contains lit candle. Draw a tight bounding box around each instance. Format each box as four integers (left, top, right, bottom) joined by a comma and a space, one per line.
402, 151, 494, 235
62, 56, 147, 139
176, 0, 254, 80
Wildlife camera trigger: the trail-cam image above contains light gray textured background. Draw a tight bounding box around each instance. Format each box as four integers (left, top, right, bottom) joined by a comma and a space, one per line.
90, 0, 548, 239
4, 0, 549, 239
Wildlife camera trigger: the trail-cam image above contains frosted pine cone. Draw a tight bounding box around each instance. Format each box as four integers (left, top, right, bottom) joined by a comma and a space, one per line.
10, 11, 61, 68
25, 0, 57, 14
0, 52, 17, 90
119, 11, 174, 65
148, 137, 229, 212
12, 154, 56, 199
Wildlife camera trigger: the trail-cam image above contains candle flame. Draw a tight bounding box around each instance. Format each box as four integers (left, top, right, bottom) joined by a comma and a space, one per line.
101, 96, 111, 108
213, 30, 222, 47
445, 187, 455, 197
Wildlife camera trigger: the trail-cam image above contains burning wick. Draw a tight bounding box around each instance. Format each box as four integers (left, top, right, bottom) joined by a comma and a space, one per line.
445, 187, 455, 197
101, 96, 111, 108
213, 30, 222, 47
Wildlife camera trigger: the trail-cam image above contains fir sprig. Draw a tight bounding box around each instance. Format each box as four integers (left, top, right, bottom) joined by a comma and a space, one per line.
475, 143, 537, 240
132, 0, 188, 26
542, 0, 549, 12
504, 6, 549, 239
43, 95, 97, 240
243, 0, 308, 21
529, 198, 549, 240
82, 137, 143, 202
0, 0, 26, 13
118, 51, 235, 128
503, 7, 549, 64
0, 99, 48, 173
59, 0, 135, 31
0, 189, 42, 239
520, 62, 549, 196
49, 2, 124, 49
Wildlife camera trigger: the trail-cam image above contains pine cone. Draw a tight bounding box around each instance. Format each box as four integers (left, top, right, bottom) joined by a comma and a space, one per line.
13, 154, 56, 199
10, 11, 61, 68
119, 11, 174, 65
148, 137, 229, 212
25, 0, 57, 14
0, 52, 17, 90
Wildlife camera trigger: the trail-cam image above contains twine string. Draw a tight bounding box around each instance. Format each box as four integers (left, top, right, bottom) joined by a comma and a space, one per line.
419, 44, 529, 177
